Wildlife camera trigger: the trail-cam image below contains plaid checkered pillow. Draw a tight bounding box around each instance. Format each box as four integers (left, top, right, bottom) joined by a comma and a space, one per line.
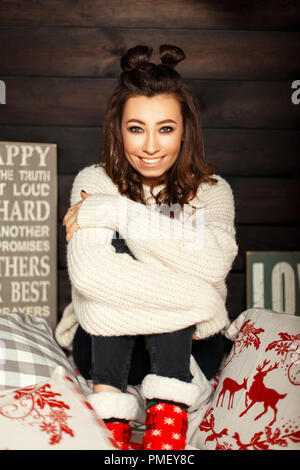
0, 313, 79, 391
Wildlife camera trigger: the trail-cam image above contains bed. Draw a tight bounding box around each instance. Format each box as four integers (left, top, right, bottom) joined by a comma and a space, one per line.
0, 308, 299, 450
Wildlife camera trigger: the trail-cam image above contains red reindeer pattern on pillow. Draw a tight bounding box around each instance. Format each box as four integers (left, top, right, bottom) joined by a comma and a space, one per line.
197, 309, 300, 450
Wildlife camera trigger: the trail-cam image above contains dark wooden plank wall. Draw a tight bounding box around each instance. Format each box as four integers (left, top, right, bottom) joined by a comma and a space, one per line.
1, 0, 300, 322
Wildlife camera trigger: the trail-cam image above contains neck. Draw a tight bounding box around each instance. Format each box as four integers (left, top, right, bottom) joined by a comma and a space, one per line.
142, 176, 166, 187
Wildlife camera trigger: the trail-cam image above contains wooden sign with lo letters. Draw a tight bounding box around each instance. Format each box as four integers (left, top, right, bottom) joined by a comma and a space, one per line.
246, 251, 300, 316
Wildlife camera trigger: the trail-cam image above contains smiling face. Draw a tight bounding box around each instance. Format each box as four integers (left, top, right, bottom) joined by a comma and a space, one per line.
121, 93, 184, 186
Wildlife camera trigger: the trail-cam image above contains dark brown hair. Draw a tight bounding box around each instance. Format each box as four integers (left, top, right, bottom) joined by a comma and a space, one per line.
96, 44, 217, 211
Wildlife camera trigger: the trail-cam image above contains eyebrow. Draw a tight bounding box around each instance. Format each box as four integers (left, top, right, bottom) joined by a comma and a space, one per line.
126, 119, 177, 125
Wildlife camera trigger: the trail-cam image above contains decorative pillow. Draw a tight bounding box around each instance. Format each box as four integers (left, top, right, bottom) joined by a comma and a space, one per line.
196, 308, 300, 450
0, 313, 79, 390
0, 366, 118, 450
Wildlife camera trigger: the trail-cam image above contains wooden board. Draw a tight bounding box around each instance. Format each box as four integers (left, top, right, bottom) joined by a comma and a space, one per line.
1, 28, 299, 80
1, 0, 299, 30
1, 79, 299, 129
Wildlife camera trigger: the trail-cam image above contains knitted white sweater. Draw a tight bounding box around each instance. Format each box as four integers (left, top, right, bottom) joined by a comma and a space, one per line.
55, 164, 238, 347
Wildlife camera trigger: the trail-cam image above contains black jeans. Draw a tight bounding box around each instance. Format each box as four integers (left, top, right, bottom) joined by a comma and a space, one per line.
73, 324, 225, 390
95, 326, 193, 392
72, 233, 226, 390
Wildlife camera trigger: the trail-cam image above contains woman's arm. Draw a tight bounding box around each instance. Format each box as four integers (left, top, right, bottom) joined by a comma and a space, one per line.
76, 176, 238, 285
63, 165, 231, 338
66, 166, 225, 315
67, 226, 226, 317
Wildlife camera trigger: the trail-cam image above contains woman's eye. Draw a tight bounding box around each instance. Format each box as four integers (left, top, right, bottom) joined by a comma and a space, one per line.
128, 126, 173, 133
160, 126, 173, 133
128, 126, 142, 133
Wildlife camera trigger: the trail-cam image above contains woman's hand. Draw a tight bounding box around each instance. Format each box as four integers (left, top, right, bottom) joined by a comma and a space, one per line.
62, 190, 91, 243
192, 327, 201, 341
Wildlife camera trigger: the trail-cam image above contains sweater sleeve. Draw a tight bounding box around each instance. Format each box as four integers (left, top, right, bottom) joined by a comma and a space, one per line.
67, 227, 225, 315
77, 176, 238, 286
67, 167, 227, 322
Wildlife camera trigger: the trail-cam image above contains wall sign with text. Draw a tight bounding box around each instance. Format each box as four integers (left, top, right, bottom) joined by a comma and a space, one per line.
0, 141, 57, 329
246, 251, 300, 316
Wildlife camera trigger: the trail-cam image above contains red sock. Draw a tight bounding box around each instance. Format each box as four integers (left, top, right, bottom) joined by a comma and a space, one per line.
104, 419, 133, 450
142, 400, 188, 450
104, 419, 142, 450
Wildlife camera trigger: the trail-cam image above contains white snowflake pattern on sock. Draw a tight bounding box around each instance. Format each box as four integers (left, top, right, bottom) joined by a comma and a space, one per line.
162, 443, 173, 450
173, 406, 183, 414
155, 403, 164, 411
172, 432, 181, 440
152, 429, 162, 436
164, 417, 175, 425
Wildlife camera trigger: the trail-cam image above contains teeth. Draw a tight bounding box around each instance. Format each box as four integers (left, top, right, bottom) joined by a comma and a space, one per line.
141, 157, 162, 164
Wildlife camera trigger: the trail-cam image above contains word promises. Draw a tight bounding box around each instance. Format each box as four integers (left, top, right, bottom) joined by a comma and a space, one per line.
0, 240, 50, 252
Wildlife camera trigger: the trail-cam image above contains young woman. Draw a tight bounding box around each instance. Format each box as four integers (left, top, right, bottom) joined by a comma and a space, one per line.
56, 44, 238, 450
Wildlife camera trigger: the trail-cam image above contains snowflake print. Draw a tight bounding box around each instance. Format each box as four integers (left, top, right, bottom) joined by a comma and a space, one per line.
266, 332, 300, 385
152, 429, 162, 436
164, 417, 175, 425
48, 408, 69, 424
243, 337, 253, 348
155, 403, 164, 411
172, 433, 181, 440
274, 342, 290, 356
162, 443, 173, 450
173, 406, 183, 414
40, 421, 57, 434
224, 319, 264, 367
0, 382, 73, 446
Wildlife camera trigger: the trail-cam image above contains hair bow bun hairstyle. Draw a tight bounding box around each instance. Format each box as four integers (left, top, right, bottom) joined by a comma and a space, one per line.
97, 44, 217, 213
120, 44, 185, 72
120, 45, 154, 72
159, 44, 185, 68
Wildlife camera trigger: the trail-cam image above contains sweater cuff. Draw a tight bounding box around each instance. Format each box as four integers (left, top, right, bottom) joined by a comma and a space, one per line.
77, 193, 119, 229
193, 313, 230, 339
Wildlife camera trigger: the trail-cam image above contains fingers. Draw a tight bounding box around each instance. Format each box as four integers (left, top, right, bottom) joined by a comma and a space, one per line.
62, 200, 82, 226
63, 212, 76, 227
65, 217, 79, 243
62, 191, 90, 242
62, 207, 75, 226
63, 201, 82, 242
192, 334, 201, 341
81, 190, 91, 199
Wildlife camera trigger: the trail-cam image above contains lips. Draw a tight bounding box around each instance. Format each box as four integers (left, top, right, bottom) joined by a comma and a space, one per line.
137, 155, 166, 168
138, 156, 166, 160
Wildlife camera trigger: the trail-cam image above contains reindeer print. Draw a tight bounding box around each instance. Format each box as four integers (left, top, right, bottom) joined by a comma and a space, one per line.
216, 377, 248, 410
239, 359, 287, 426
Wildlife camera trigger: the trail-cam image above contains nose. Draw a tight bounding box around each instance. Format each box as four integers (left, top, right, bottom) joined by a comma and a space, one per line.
142, 130, 160, 156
